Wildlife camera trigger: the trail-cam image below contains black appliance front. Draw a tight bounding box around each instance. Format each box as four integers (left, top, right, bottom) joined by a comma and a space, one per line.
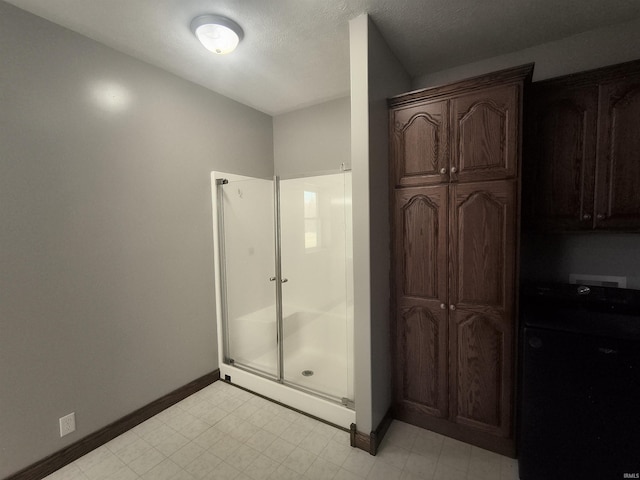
518, 284, 640, 480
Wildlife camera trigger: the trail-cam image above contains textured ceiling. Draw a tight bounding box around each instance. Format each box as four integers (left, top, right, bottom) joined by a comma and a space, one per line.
5, 0, 640, 115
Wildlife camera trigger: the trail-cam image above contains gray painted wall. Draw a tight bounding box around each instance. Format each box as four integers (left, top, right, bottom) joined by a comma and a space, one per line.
273, 97, 351, 177
412, 18, 640, 293
413, 17, 640, 89
349, 14, 411, 434
365, 17, 411, 432
0, 3, 273, 476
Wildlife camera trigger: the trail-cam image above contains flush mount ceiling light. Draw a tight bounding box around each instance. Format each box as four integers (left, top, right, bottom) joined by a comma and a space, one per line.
191, 14, 244, 55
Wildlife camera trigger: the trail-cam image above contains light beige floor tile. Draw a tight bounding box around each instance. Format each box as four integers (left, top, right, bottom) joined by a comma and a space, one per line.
41, 385, 522, 480
193, 425, 226, 449
83, 453, 126, 480
207, 461, 241, 480
74, 447, 115, 473
112, 437, 153, 465
304, 456, 341, 480
103, 465, 138, 480
45, 463, 89, 480
367, 458, 403, 480
334, 467, 366, 479
170, 441, 206, 468
280, 422, 313, 445
375, 442, 411, 470
140, 458, 184, 480
282, 445, 318, 475
127, 447, 165, 476
320, 438, 353, 466
154, 430, 190, 457
468, 447, 502, 480
262, 436, 297, 463
243, 453, 280, 480
299, 429, 332, 455
404, 451, 438, 479
246, 428, 278, 452
434, 463, 467, 480
225, 443, 261, 471
262, 416, 292, 436
208, 436, 242, 460
184, 451, 222, 479
268, 464, 301, 480
341, 447, 376, 477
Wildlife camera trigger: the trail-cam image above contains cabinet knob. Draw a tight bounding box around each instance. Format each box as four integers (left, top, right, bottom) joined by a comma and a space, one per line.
582, 213, 592, 221
440, 303, 446, 310
449, 304, 456, 311
450, 166, 458, 174
596, 213, 606, 220
440, 168, 447, 175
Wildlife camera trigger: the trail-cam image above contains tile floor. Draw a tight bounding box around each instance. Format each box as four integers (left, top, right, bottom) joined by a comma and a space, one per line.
44, 381, 519, 480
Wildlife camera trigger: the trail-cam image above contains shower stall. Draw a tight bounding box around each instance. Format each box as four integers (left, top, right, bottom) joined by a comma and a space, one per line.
211, 170, 355, 427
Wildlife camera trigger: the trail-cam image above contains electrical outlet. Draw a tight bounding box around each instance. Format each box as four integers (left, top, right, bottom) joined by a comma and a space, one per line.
59, 412, 76, 437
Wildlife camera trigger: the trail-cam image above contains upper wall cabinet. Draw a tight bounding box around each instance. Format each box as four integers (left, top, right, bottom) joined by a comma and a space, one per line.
525, 60, 640, 231
391, 73, 522, 187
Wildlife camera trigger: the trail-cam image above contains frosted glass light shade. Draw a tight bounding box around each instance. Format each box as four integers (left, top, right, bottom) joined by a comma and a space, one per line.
191, 15, 243, 55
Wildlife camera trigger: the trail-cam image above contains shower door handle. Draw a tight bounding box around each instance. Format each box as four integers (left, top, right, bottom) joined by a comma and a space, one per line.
269, 276, 288, 283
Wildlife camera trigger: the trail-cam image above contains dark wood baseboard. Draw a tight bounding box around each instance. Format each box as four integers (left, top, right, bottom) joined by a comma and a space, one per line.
350, 407, 393, 456
5, 370, 220, 480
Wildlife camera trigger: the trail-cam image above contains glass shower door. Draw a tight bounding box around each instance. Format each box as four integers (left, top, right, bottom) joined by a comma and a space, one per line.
219, 177, 278, 378
279, 173, 353, 402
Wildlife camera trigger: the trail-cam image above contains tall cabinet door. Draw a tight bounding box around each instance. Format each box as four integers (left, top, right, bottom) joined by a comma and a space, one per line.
450, 85, 519, 183
448, 180, 517, 439
393, 186, 449, 419
391, 100, 449, 188
596, 75, 640, 229
527, 85, 599, 230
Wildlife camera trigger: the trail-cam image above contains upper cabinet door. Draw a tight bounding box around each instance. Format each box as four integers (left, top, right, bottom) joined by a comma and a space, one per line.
527, 85, 599, 230
596, 75, 640, 230
451, 85, 519, 183
391, 100, 449, 187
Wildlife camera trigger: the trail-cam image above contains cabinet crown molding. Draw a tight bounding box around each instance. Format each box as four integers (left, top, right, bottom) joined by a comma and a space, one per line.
388, 63, 534, 108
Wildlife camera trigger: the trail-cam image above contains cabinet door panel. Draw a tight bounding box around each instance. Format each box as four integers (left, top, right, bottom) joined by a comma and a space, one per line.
451, 86, 519, 182
450, 311, 512, 437
395, 186, 448, 303
393, 186, 449, 418
597, 78, 640, 229
449, 181, 516, 314
391, 100, 449, 187
397, 306, 448, 417
527, 85, 598, 230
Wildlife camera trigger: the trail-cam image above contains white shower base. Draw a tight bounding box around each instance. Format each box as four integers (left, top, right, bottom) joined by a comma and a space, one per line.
219, 364, 355, 429
222, 305, 355, 428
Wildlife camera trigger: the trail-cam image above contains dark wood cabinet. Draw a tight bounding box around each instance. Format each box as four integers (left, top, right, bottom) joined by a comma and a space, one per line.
389, 64, 532, 457
525, 60, 640, 231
